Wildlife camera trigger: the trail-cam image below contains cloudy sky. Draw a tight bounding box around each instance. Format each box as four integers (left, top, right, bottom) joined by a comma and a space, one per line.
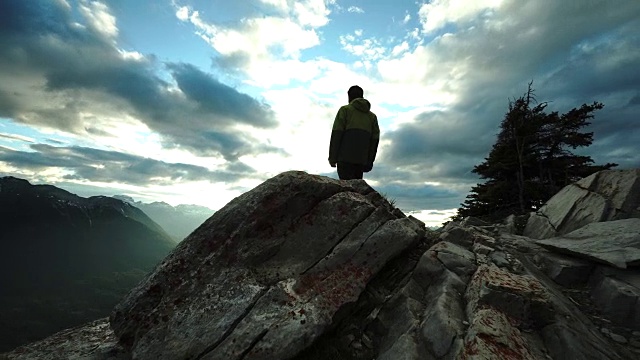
0, 0, 638, 227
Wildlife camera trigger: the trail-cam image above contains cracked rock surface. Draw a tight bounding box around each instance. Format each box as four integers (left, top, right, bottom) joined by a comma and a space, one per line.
0, 318, 126, 360
536, 218, 640, 269
106, 171, 423, 360
524, 169, 640, 239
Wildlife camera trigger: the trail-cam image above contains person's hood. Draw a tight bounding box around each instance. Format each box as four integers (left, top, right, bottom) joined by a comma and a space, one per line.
350, 98, 371, 112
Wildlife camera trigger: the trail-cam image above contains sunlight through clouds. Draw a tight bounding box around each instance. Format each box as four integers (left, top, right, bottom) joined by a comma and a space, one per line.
175, 3, 325, 88
78, 0, 118, 39
419, 0, 505, 33
259, 0, 335, 27
1, 0, 638, 228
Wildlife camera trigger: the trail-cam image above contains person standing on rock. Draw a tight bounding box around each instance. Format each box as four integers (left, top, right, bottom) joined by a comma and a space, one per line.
328, 85, 380, 180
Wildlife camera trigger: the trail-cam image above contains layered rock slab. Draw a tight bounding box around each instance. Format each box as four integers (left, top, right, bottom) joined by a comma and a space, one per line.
536, 218, 640, 269
589, 266, 640, 330
2, 318, 126, 360
534, 252, 594, 286
109, 171, 424, 360
524, 169, 640, 239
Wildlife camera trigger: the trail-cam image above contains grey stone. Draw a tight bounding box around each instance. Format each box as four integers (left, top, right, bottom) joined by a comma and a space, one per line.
1, 318, 126, 360
590, 275, 640, 330
107, 171, 423, 360
500, 233, 543, 253
471, 226, 495, 237
489, 251, 509, 268
472, 242, 493, 255
420, 270, 466, 358
408, 215, 426, 229
432, 241, 477, 282
524, 169, 640, 239
535, 252, 594, 286
443, 221, 460, 232
536, 218, 640, 269
465, 264, 551, 324
530, 183, 607, 238
411, 241, 477, 291
412, 247, 448, 291
523, 212, 557, 239
439, 226, 475, 248
542, 321, 627, 360
381, 242, 469, 359
460, 216, 489, 227
377, 333, 426, 360
473, 233, 497, 247
609, 332, 628, 344
584, 169, 640, 217
459, 308, 539, 359
377, 294, 422, 353
400, 277, 426, 302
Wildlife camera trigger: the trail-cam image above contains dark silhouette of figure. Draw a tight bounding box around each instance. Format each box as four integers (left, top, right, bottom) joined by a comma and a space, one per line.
329, 85, 380, 180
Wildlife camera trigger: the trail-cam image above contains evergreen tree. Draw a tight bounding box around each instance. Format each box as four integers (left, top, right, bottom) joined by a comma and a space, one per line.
455, 84, 616, 222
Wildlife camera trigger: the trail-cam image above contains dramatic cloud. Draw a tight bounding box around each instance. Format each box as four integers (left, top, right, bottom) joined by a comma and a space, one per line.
174, 0, 338, 87
1, 0, 638, 226
376, 0, 640, 201
0, 133, 35, 143
167, 0, 639, 218
78, 0, 118, 39
254, 0, 335, 27
0, 1, 278, 160
0, 144, 254, 185
419, 0, 504, 33
381, 111, 491, 180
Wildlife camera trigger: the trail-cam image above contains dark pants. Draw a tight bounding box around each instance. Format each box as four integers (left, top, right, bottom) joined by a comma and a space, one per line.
337, 162, 364, 180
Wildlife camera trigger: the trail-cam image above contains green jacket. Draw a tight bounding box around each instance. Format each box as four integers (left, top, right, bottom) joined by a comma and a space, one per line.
329, 98, 380, 166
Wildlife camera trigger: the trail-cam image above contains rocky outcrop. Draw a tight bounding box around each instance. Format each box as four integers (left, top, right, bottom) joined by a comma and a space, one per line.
524, 169, 640, 239
109, 171, 424, 360
590, 266, 640, 332
4, 169, 640, 359
536, 218, 640, 269
293, 218, 638, 359
0, 319, 126, 360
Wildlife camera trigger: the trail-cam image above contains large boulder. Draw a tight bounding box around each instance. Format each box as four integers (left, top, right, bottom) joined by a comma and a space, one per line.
536, 218, 640, 269
108, 171, 424, 360
534, 252, 594, 286
524, 169, 640, 239
589, 266, 640, 330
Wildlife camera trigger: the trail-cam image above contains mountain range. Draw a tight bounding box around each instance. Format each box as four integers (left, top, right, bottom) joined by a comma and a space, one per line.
0, 176, 178, 352
112, 195, 213, 241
